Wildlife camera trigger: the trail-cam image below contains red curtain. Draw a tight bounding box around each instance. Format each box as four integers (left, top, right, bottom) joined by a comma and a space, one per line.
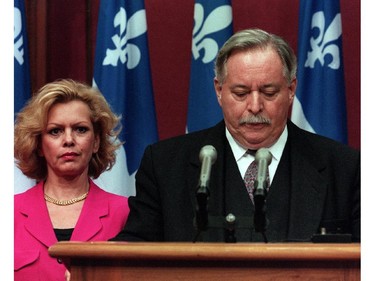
25, 0, 360, 148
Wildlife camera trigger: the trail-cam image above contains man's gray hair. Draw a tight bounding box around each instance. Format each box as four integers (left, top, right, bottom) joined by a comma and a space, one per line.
214, 28, 297, 85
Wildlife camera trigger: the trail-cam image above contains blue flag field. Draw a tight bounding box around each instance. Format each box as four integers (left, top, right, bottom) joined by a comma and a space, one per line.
291, 0, 348, 143
186, 0, 233, 133
14, 0, 36, 194
93, 0, 159, 196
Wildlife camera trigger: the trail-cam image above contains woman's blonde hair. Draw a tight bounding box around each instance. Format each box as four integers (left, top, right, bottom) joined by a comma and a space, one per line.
14, 79, 122, 180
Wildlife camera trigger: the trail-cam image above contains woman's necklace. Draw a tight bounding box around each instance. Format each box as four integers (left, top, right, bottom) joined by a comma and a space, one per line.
44, 191, 89, 206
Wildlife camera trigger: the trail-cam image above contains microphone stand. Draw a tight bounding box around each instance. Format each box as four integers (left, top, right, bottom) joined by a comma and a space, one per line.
194, 183, 239, 243
253, 180, 268, 243
252, 148, 271, 243
193, 145, 217, 242
225, 213, 237, 243
193, 185, 209, 242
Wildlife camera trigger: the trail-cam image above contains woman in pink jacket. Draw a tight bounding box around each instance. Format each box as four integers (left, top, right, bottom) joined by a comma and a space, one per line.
14, 79, 130, 281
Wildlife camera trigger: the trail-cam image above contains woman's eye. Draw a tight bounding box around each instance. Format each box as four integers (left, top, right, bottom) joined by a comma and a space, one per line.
76, 127, 88, 134
48, 128, 61, 136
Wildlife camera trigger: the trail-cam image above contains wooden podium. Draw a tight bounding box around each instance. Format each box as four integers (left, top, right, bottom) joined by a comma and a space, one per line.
49, 242, 360, 280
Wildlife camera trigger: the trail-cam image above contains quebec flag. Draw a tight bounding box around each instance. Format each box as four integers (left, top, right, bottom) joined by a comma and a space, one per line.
186, 0, 233, 133
93, 0, 158, 196
291, 0, 348, 143
14, 0, 31, 116
14, 0, 36, 194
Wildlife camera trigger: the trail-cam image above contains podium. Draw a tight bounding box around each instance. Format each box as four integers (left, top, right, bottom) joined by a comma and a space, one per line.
49, 242, 360, 280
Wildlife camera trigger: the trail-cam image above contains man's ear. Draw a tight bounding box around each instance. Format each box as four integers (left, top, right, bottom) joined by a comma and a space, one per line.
214, 77, 222, 106
288, 78, 297, 105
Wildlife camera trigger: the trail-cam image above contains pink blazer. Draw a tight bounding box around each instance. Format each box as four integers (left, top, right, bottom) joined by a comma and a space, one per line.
14, 180, 129, 281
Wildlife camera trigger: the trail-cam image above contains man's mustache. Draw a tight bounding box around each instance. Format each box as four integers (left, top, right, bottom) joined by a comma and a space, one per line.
239, 115, 271, 125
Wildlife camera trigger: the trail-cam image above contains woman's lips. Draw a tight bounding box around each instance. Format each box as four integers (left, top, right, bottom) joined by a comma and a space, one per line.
61, 152, 79, 160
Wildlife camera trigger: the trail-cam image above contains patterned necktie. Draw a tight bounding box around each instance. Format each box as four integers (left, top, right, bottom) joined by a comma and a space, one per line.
243, 150, 270, 203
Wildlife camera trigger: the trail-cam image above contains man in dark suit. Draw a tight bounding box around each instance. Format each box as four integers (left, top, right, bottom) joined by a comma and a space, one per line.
112, 28, 360, 242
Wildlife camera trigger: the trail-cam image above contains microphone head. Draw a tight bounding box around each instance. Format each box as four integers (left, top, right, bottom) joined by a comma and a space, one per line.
255, 148, 272, 165
199, 145, 217, 164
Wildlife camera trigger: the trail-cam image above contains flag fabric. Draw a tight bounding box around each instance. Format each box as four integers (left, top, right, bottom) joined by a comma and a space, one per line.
14, 0, 36, 194
186, 0, 233, 133
291, 0, 348, 143
93, 0, 158, 197
14, 0, 31, 116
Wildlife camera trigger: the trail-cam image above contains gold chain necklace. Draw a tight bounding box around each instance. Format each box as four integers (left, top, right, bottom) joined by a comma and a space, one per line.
44, 191, 89, 206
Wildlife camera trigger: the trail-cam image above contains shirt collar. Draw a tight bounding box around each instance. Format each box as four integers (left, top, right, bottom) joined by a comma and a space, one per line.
225, 125, 288, 162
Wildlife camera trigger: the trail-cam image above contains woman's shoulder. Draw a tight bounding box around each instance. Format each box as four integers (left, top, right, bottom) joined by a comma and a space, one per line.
89, 180, 128, 202
14, 182, 42, 201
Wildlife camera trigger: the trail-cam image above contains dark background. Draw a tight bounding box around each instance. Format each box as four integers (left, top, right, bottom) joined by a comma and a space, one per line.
24, 0, 360, 148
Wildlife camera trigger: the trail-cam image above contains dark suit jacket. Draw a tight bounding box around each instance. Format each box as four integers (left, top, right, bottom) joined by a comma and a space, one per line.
113, 120, 360, 242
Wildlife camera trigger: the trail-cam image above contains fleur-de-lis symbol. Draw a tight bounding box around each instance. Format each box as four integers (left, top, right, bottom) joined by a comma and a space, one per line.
305, 11, 342, 70
103, 7, 147, 69
192, 4, 232, 64
14, 7, 24, 65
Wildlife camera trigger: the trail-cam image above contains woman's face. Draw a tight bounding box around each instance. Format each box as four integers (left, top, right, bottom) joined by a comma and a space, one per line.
39, 100, 99, 179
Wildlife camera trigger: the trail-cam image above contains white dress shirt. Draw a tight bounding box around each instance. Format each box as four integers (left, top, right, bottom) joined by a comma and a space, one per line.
225, 125, 288, 185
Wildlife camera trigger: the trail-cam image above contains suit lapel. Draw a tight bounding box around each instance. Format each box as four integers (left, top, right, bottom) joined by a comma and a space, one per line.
188, 121, 261, 241
286, 122, 328, 240
186, 121, 329, 242
187, 121, 228, 241
223, 141, 254, 216
187, 121, 227, 207
265, 143, 292, 241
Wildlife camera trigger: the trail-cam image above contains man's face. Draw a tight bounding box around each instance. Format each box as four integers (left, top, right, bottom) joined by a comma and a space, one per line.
214, 47, 296, 149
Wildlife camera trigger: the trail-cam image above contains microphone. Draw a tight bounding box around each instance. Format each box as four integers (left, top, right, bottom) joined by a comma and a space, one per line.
195, 145, 217, 232
253, 148, 272, 236
198, 145, 217, 188
254, 148, 272, 198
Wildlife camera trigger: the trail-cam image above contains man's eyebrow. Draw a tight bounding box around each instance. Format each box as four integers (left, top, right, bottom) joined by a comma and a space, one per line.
260, 83, 281, 89
229, 84, 250, 90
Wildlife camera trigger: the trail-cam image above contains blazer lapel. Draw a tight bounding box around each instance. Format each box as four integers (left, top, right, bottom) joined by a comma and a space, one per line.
21, 182, 57, 247
71, 183, 107, 241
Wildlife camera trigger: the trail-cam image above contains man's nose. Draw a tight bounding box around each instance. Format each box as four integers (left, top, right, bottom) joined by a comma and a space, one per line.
246, 92, 263, 114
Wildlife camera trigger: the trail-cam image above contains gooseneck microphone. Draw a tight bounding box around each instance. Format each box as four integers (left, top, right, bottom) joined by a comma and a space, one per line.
253, 148, 272, 242
195, 145, 217, 234
198, 145, 217, 188
254, 148, 272, 198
